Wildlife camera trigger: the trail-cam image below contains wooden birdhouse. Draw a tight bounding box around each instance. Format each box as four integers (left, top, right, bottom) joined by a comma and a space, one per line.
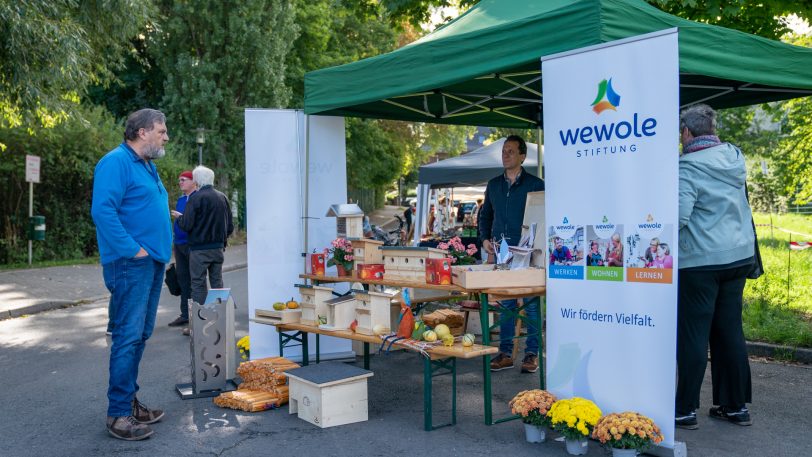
353, 289, 393, 335
380, 246, 447, 282
348, 238, 383, 264
321, 294, 357, 330
296, 284, 334, 326
326, 204, 364, 239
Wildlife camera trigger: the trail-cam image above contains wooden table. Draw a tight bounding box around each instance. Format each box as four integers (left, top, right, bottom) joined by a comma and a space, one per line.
267, 273, 546, 428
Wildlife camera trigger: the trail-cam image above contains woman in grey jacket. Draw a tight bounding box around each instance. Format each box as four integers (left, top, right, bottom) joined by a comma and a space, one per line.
675, 104, 755, 430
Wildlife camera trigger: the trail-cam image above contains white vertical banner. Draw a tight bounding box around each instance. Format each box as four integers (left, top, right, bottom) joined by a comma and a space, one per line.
245, 109, 352, 362
542, 30, 679, 447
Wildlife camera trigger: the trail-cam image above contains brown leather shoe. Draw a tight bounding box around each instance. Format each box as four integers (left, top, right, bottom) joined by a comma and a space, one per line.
168, 316, 189, 327
132, 397, 164, 424
106, 415, 154, 441
490, 352, 514, 371
521, 353, 539, 373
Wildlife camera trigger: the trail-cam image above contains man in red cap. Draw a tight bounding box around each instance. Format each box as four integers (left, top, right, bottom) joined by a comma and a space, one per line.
168, 170, 196, 328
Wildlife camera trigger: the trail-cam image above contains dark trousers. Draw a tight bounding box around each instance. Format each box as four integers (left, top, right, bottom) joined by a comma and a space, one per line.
189, 248, 224, 306
174, 243, 192, 319
676, 264, 752, 414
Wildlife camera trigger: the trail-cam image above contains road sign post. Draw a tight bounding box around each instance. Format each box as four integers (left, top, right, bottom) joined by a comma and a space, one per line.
25, 155, 41, 265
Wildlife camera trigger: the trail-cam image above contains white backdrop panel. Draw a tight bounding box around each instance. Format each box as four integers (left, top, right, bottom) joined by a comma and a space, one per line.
245, 109, 352, 361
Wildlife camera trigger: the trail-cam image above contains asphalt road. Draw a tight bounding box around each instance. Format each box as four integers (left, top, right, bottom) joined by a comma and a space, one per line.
1, 268, 810, 456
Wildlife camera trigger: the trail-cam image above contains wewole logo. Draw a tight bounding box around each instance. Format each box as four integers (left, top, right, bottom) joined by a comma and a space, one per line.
558, 77, 658, 147
554, 216, 577, 239
637, 213, 663, 236
591, 78, 621, 115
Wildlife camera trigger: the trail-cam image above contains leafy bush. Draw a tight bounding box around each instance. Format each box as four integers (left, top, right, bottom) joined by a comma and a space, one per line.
0, 104, 189, 264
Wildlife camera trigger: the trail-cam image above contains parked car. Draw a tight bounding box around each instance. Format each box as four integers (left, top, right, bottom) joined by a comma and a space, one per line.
456, 201, 478, 222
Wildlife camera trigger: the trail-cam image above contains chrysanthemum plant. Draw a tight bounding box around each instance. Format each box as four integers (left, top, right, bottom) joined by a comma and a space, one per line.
547, 397, 603, 440
592, 411, 664, 452
509, 389, 557, 427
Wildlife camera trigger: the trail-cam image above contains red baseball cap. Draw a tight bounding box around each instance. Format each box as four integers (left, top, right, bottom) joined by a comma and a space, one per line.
179, 171, 193, 180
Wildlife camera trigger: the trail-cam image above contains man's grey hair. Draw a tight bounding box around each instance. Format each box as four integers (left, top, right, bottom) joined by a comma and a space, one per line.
679, 103, 716, 137
193, 166, 215, 187
124, 109, 166, 141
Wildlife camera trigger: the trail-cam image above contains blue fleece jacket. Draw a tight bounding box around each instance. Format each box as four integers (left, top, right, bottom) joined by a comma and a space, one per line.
91, 143, 172, 264
173, 194, 191, 245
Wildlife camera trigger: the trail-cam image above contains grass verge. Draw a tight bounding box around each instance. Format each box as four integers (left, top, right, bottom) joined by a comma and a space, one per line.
744, 213, 812, 348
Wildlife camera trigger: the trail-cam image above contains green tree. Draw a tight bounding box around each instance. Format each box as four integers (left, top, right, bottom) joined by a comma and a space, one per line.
148, 0, 297, 182
0, 104, 184, 264
648, 1, 812, 39
0, 0, 154, 134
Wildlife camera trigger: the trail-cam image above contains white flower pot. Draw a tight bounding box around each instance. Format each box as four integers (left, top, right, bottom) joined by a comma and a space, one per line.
565, 437, 589, 455
523, 423, 546, 443
611, 448, 638, 457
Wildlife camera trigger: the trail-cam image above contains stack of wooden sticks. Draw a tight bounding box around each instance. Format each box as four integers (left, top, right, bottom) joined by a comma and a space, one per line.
213, 356, 300, 412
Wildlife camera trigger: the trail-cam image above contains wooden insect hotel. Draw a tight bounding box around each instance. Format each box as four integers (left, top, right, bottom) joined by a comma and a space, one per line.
296, 284, 333, 326
348, 237, 384, 265
380, 246, 447, 282
321, 294, 357, 330
326, 203, 364, 239
353, 289, 393, 335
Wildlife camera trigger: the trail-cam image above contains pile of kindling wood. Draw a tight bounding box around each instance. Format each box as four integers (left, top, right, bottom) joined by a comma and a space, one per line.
213, 356, 299, 412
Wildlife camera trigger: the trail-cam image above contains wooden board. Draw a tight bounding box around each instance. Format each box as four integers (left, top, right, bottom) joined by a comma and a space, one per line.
273, 322, 497, 360
300, 273, 466, 292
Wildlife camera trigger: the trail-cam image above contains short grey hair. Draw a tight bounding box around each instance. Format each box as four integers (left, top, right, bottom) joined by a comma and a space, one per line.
193, 165, 215, 187
680, 103, 716, 137
124, 109, 166, 141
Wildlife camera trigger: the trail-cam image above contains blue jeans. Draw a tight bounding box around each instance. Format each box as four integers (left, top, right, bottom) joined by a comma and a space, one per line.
102, 256, 164, 417
498, 297, 541, 356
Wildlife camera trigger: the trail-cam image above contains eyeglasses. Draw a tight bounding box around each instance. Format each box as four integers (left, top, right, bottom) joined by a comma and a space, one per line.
179, 178, 189, 182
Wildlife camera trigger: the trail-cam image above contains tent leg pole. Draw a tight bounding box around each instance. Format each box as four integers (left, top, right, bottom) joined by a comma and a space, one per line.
537, 126, 543, 179
303, 114, 310, 272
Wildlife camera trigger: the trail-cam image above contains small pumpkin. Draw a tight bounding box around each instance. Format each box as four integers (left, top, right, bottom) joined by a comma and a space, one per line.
286, 297, 299, 309
423, 330, 437, 342
462, 333, 475, 347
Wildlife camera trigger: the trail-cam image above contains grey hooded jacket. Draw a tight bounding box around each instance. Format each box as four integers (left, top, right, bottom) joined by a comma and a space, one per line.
678, 143, 754, 269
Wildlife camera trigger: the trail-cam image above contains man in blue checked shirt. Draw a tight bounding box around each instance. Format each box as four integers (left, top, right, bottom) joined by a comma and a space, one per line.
91, 109, 172, 441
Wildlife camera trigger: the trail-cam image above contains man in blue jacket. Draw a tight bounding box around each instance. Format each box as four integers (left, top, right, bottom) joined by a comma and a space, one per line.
478, 135, 545, 373
167, 170, 196, 328
91, 109, 171, 441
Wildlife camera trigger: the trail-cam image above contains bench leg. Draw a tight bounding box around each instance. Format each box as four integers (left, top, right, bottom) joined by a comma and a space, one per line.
423, 356, 457, 431
363, 342, 370, 370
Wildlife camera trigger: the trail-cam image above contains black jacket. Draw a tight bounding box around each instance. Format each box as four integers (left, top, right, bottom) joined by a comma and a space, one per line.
478, 167, 544, 246
177, 185, 234, 250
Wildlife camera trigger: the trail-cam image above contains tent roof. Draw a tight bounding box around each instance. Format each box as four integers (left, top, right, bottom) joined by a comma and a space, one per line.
418, 138, 539, 188
304, 0, 812, 128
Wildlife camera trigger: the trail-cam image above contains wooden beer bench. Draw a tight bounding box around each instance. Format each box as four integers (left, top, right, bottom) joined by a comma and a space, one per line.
256, 273, 546, 430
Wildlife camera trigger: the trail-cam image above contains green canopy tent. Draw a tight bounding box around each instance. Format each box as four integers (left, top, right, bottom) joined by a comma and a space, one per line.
304, 0, 812, 128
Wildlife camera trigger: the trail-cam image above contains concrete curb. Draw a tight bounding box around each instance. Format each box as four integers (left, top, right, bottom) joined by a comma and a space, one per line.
746, 341, 812, 364
0, 262, 248, 321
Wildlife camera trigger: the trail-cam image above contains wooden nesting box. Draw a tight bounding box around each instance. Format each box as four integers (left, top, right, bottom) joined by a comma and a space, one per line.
353, 289, 393, 335
348, 238, 384, 264
381, 246, 447, 282
296, 284, 334, 326
286, 362, 374, 428
320, 295, 357, 330
326, 204, 364, 239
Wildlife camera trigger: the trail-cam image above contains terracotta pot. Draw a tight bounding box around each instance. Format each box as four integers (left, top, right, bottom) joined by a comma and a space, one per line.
335, 264, 351, 277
